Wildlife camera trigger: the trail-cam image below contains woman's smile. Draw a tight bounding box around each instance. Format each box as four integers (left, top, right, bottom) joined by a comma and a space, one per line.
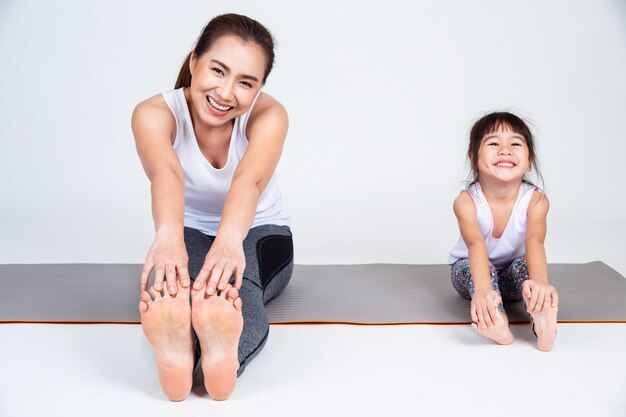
206, 95, 234, 115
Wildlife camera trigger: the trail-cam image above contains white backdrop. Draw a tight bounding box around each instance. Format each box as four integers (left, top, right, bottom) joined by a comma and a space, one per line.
1, 0, 625, 276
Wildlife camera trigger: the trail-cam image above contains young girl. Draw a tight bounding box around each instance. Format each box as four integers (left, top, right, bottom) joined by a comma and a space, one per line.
449, 112, 558, 351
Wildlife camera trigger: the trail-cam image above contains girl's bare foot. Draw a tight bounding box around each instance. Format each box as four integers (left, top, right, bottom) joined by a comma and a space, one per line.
471, 310, 514, 345
139, 285, 194, 401
191, 284, 243, 401
531, 305, 558, 352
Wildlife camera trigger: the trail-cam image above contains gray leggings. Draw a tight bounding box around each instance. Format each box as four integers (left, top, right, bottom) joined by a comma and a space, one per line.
184, 224, 294, 376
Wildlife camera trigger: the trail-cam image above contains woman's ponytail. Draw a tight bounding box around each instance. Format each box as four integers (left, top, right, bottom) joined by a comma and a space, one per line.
175, 52, 193, 89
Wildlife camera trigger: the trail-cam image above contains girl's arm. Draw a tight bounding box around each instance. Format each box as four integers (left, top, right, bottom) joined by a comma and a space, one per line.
523, 191, 557, 313
525, 191, 549, 281
132, 95, 190, 294
193, 93, 289, 295
454, 192, 501, 327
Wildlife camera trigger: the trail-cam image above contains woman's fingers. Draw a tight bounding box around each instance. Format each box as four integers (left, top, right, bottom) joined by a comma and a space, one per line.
165, 265, 178, 295
140, 263, 153, 292
148, 284, 161, 299
143, 259, 189, 294
153, 264, 165, 291
141, 231, 189, 294
206, 263, 225, 295
216, 261, 246, 293
193, 262, 212, 291
217, 264, 234, 291
234, 265, 244, 290
178, 266, 191, 288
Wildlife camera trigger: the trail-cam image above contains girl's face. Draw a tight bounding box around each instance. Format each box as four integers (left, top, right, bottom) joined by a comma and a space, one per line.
475, 127, 530, 184
188, 35, 266, 128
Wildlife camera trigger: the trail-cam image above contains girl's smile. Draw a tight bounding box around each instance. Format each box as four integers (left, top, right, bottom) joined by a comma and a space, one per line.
477, 128, 530, 184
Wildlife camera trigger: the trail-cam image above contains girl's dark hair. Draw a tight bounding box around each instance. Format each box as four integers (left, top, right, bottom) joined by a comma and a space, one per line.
467, 111, 544, 189
175, 14, 275, 89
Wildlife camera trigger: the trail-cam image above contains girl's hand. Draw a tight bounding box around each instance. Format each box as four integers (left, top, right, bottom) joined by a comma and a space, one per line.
522, 280, 558, 315
140, 228, 190, 294
193, 233, 245, 295
471, 288, 502, 329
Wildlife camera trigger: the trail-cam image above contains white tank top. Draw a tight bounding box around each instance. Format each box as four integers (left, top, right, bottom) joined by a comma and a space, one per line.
162, 88, 290, 236
448, 182, 536, 268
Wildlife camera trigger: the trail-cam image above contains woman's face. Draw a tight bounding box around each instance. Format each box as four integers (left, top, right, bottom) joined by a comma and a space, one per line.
188, 35, 266, 127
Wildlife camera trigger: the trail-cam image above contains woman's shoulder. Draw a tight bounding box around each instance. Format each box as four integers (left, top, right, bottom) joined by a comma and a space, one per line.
248, 92, 288, 126
131, 94, 176, 142
133, 94, 175, 126
134, 94, 171, 117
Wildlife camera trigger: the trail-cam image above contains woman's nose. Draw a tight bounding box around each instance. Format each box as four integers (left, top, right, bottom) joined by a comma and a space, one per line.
216, 80, 235, 101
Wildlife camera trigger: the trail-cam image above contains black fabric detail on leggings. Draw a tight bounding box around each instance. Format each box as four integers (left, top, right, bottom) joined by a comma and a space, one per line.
256, 235, 294, 289
238, 326, 270, 376
242, 276, 262, 290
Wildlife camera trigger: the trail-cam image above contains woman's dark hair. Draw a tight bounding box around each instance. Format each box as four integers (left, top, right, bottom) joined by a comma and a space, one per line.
175, 14, 275, 89
467, 111, 544, 189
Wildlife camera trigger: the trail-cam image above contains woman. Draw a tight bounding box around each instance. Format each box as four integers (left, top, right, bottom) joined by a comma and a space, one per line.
132, 14, 293, 401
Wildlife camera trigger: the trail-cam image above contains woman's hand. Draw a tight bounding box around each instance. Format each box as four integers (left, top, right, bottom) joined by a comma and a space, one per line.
140, 227, 190, 295
193, 232, 245, 295
471, 288, 502, 328
522, 279, 558, 315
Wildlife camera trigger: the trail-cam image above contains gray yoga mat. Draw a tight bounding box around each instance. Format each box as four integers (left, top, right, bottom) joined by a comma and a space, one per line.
0, 262, 625, 324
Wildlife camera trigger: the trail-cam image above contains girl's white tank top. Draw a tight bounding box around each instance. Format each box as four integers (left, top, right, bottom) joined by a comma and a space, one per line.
448, 182, 536, 268
162, 88, 289, 236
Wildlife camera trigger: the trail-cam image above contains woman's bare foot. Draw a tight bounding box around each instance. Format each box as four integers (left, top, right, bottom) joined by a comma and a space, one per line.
139, 285, 194, 401
531, 305, 558, 352
471, 310, 515, 345
191, 284, 243, 401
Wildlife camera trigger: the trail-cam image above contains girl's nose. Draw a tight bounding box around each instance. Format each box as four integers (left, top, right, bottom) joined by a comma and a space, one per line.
498, 147, 512, 156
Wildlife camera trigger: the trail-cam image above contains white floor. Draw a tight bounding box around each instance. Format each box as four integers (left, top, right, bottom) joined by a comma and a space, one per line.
1, 323, 625, 417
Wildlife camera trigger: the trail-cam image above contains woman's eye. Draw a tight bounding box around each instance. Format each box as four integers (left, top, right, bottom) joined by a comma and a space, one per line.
240, 81, 252, 88
212, 68, 224, 75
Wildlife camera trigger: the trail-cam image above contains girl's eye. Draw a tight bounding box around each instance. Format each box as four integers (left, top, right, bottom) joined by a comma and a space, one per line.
487, 142, 499, 146
212, 67, 224, 76
511, 142, 524, 147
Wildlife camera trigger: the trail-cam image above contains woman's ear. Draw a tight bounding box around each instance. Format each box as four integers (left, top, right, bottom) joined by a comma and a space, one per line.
189, 50, 197, 76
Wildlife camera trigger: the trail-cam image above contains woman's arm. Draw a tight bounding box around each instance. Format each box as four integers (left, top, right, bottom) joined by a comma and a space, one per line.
523, 191, 557, 313
193, 93, 289, 295
132, 95, 190, 294
454, 192, 501, 327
